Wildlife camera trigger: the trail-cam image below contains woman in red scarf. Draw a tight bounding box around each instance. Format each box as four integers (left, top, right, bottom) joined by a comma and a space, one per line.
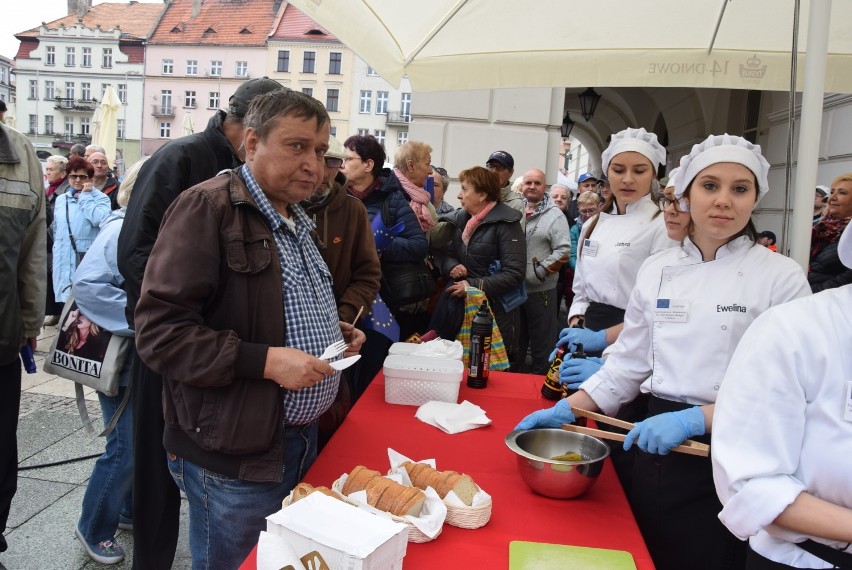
808, 173, 852, 292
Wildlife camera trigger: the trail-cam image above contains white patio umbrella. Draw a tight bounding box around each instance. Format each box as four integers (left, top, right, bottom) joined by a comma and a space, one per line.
182, 113, 194, 136
288, 0, 852, 267
91, 85, 121, 168
90, 106, 103, 147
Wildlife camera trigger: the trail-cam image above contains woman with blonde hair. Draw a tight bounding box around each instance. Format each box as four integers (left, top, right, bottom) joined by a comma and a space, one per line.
808, 172, 852, 292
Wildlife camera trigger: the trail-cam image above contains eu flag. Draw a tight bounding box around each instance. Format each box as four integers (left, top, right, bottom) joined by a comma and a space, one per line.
370, 210, 405, 254
363, 293, 400, 343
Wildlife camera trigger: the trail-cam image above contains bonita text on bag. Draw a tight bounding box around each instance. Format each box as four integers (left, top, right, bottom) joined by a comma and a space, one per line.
50, 350, 103, 378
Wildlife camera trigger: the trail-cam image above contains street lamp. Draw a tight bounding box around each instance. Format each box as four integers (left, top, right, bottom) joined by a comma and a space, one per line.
578, 88, 602, 121
560, 112, 575, 139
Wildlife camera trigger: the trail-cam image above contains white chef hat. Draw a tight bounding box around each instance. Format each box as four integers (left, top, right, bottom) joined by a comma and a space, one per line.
674, 134, 770, 211
601, 127, 667, 176
665, 167, 680, 189
840, 222, 852, 269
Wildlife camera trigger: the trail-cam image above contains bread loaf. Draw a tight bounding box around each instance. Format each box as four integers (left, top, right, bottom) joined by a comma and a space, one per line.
343, 465, 426, 517
289, 482, 339, 504
402, 461, 480, 506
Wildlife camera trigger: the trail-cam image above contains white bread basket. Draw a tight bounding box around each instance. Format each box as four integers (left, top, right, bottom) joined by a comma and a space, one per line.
444, 497, 492, 529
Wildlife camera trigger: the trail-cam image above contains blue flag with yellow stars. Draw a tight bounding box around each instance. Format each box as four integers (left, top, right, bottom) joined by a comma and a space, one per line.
363, 293, 400, 343
371, 210, 405, 254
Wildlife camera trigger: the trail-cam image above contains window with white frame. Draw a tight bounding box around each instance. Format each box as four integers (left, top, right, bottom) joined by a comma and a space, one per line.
397, 131, 408, 145
81, 82, 91, 101
160, 90, 172, 111
45, 115, 54, 135
302, 87, 313, 97
64, 116, 74, 135
303, 51, 315, 73
330, 126, 337, 137
374, 130, 386, 146
184, 91, 196, 108
359, 90, 372, 113
357, 128, 369, 136
29, 80, 37, 99
80, 117, 90, 135
162, 59, 174, 74
102, 48, 113, 68
186, 60, 198, 75
326, 89, 339, 112
82, 47, 92, 67
401, 93, 412, 120
210, 60, 222, 76
45, 80, 55, 100
65, 82, 75, 101
118, 84, 127, 104
117, 119, 125, 139
277, 50, 289, 72
160, 121, 171, 138
46, 46, 55, 66
65, 47, 75, 66
235, 61, 248, 77
29, 115, 37, 134
208, 91, 219, 109
329, 52, 342, 74
367, 66, 379, 76
376, 91, 388, 115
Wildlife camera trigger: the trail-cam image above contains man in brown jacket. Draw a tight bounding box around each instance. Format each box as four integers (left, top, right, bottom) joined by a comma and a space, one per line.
134, 90, 365, 569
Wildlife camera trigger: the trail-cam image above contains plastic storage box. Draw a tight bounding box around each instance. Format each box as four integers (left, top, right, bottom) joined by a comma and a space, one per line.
383, 355, 464, 406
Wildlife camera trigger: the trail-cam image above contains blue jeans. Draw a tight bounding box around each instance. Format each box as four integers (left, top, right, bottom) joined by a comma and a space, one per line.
77, 354, 134, 544
167, 422, 318, 570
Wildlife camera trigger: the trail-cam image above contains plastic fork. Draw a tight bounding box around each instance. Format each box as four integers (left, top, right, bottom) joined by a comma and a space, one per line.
319, 340, 347, 361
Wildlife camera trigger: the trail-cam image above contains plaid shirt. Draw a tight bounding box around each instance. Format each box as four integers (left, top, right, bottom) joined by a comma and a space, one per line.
241, 165, 343, 425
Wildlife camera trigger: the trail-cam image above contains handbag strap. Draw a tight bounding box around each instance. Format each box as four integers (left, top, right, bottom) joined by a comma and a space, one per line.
798, 539, 852, 569
64, 197, 81, 256
75, 376, 132, 438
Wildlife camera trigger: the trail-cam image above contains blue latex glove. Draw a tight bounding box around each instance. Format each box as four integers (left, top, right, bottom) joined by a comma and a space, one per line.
623, 406, 706, 455
515, 398, 576, 431
558, 356, 605, 390
554, 327, 608, 355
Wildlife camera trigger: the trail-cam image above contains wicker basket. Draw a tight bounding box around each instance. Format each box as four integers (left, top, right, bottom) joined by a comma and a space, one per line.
331, 477, 441, 543
444, 498, 492, 529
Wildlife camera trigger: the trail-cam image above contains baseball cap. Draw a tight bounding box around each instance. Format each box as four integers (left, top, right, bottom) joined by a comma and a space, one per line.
486, 151, 514, 170
228, 77, 286, 117
758, 230, 777, 243
577, 172, 598, 184
816, 185, 829, 198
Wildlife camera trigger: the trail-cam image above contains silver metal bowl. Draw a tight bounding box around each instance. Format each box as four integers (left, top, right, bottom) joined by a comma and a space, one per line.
505, 428, 610, 499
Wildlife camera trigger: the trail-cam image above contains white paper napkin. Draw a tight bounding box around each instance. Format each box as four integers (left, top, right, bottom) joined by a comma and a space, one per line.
257, 530, 304, 570
410, 338, 464, 360
414, 400, 491, 434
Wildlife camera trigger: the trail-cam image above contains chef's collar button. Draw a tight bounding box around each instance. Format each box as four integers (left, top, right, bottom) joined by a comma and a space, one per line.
721, 325, 727, 330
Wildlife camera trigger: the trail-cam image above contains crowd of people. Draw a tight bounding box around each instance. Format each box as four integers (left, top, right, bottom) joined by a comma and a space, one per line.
1, 76, 851, 569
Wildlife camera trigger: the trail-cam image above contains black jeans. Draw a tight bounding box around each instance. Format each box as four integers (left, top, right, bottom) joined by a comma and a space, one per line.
0, 357, 22, 538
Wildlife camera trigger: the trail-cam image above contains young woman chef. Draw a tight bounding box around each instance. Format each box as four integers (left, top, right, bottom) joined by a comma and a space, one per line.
517, 134, 812, 570
713, 223, 852, 569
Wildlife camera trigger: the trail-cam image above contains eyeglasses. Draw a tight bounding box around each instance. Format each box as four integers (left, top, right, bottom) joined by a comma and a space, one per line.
578, 208, 599, 216
324, 156, 344, 168
657, 196, 680, 212
68, 174, 90, 180
342, 156, 362, 164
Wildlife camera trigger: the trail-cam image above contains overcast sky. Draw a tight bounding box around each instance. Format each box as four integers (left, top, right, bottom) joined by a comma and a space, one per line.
1, 0, 161, 61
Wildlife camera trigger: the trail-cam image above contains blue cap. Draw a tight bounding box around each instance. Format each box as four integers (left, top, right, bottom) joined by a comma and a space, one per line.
577, 172, 598, 184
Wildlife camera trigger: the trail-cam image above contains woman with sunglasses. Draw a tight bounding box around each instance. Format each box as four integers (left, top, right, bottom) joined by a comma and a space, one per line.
52, 156, 111, 305
518, 135, 811, 570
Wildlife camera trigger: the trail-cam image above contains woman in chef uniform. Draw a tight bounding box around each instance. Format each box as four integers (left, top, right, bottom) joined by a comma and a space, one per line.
517, 134, 812, 570
713, 224, 852, 569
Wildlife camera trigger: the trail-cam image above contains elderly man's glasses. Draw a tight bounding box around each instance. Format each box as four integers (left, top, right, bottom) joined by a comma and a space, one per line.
324, 156, 343, 168
68, 174, 90, 180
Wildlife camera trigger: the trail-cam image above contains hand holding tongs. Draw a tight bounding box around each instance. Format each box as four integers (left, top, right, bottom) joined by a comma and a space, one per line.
563, 407, 710, 457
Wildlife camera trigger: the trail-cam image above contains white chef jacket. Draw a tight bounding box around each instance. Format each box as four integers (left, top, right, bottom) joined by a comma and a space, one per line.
713, 285, 852, 568
569, 193, 676, 319
581, 236, 811, 416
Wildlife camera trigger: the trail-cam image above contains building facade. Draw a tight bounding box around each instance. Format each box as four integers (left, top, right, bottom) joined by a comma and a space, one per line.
348, 58, 412, 162
0, 56, 13, 107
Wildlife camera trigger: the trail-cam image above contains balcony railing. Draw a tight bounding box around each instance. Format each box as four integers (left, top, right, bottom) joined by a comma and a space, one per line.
53, 97, 99, 112
385, 111, 412, 126
53, 132, 92, 145
151, 105, 176, 117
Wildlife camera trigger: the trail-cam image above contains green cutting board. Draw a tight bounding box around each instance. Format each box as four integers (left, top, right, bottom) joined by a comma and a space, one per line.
509, 541, 638, 570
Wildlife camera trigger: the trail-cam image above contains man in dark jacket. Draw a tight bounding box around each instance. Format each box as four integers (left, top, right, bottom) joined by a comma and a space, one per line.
134, 89, 364, 570
116, 76, 284, 570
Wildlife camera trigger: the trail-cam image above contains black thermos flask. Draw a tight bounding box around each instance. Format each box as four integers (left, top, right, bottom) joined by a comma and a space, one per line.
467, 300, 492, 388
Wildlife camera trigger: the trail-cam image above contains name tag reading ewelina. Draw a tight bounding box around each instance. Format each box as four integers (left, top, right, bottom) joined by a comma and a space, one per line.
654, 298, 689, 323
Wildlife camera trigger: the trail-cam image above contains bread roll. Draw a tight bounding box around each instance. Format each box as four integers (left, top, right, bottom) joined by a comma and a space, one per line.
402, 461, 480, 506
342, 465, 426, 517
289, 482, 339, 504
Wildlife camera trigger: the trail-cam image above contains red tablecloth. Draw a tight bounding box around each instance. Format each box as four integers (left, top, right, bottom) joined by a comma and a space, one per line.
241, 371, 654, 569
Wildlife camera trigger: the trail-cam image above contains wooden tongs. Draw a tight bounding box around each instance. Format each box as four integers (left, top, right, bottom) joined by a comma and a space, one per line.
563, 407, 710, 457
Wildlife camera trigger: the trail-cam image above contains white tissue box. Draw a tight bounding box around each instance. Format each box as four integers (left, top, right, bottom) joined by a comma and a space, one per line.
266, 493, 408, 570
383, 355, 464, 406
